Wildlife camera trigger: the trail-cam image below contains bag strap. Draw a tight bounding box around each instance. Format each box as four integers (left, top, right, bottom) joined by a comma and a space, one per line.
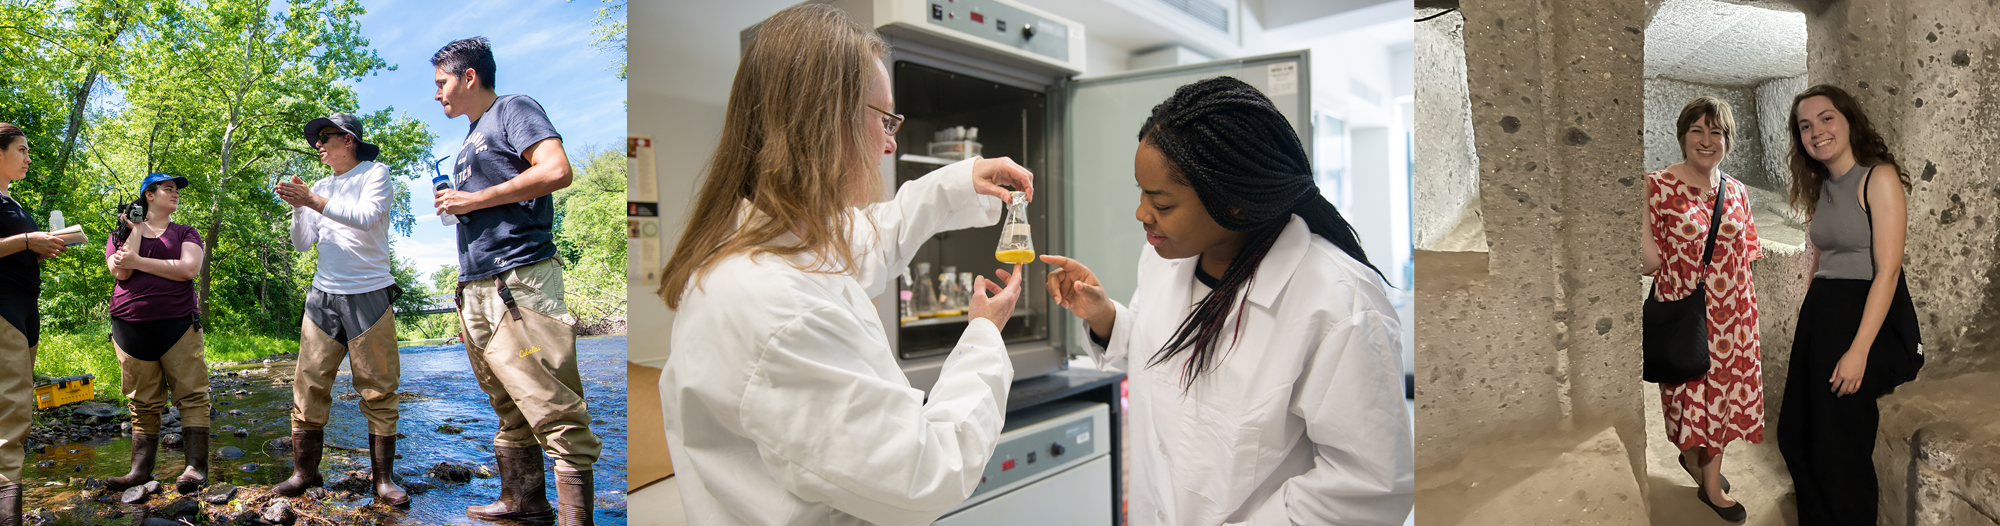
1696, 180, 1728, 281
1860, 166, 1887, 277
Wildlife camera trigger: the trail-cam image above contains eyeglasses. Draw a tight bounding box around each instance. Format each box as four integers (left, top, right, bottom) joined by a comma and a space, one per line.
317, 130, 347, 144
867, 104, 904, 135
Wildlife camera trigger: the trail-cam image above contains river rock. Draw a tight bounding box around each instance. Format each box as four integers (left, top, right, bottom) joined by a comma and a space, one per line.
30, 460, 52, 468
239, 463, 261, 472
157, 497, 198, 517
328, 473, 370, 493
161, 433, 182, 448
200, 483, 237, 504
120, 485, 149, 504
305, 487, 330, 501
263, 498, 295, 525
216, 446, 243, 459
436, 424, 463, 434
428, 461, 476, 483
72, 402, 119, 418
232, 428, 248, 438
143, 480, 160, 494
227, 409, 243, 416
141, 518, 180, 526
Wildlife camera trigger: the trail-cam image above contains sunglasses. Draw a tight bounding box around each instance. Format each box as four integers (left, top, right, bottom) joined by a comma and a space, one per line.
317, 130, 348, 144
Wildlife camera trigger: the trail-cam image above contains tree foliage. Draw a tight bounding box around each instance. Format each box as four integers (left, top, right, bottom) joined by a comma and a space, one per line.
552, 144, 625, 330
1, 0, 439, 338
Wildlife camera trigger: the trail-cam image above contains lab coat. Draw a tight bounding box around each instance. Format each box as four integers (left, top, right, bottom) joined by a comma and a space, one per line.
1088, 215, 1415, 526
662, 159, 1014, 526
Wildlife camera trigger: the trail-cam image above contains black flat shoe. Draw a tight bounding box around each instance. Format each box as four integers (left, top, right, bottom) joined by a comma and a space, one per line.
1697, 485, 1747, 522
1679, 450, 1732, 493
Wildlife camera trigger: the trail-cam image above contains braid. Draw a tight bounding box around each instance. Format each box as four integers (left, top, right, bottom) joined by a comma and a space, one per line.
1137, 76, 1383, 391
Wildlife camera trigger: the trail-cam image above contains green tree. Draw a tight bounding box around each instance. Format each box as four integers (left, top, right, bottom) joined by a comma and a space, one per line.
5, 0, 435, 337
429, 264, 460, 295
552, 144, 626, 329
580, 0, 626, 81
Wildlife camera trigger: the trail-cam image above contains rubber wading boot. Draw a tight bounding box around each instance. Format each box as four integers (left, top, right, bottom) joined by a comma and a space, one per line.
273, 430, 325, 496
106, 432, 159, 491
466, 444, 554, 522
370, 434, 411, 506
0, 482, 21, 526
555, 469, 594, 526
176, 426, 209, 494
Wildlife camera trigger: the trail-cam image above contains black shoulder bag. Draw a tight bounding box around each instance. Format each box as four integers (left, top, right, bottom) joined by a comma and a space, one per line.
1861, 168, 1924, 396
1643, 183, 1725, 384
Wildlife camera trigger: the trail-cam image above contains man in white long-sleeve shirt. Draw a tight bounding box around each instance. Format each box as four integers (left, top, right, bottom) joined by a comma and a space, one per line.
271, 112, 410, 506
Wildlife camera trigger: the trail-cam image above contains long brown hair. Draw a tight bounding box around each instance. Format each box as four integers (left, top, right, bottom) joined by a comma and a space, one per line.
1786, 84, 1909, 217
657, 3, 889, 309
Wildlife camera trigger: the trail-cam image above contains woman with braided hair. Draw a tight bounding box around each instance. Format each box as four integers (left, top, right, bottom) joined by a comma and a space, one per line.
1042, 76, 1413, 525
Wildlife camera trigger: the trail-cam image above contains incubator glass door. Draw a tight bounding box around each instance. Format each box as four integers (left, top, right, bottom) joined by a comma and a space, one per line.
891, 60, 1052, 360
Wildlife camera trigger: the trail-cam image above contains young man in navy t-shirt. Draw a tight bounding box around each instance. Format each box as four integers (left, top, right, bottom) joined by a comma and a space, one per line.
430, 36, 599, 524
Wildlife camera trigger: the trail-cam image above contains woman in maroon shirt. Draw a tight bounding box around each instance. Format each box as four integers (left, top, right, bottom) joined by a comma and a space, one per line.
102, 172, 213, 495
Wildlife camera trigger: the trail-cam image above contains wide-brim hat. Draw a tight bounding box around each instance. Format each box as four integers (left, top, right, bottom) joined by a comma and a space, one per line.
303, 113, 381, 162
139, 172, 190, 194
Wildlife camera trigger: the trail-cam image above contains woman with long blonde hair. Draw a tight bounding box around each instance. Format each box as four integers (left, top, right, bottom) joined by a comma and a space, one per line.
657, 4, 1035, 525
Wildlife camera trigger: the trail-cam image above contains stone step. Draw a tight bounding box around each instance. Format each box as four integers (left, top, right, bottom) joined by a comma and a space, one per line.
1877, 369, 2000, 526
1417, 425, 1648, 525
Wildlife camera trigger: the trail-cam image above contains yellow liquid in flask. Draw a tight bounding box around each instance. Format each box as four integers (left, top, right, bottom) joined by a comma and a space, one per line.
995, 249, 1037, 264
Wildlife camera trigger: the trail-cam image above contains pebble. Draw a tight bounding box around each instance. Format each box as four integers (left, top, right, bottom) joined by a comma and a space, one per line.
119, 485, 149, 504
200, 483, 238, 504
216, 446, 244, 459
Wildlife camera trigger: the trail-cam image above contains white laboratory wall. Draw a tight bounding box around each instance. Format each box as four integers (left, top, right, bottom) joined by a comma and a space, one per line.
628, 0, 801, 365
1272, 21, 1413, 290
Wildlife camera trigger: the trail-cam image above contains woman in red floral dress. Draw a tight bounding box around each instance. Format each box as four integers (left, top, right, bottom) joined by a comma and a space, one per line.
1641, 96, 1765, 522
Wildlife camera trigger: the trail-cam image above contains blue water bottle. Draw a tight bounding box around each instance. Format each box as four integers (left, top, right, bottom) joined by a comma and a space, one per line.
431, 156, 463, 226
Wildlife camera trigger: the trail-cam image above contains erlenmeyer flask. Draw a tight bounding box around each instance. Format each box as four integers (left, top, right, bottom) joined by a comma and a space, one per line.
899, 268, 919, 324
957, 272, 974, 311
911, 263, 940, 318
994, 191, 1035, 264
936, 265, 963, 316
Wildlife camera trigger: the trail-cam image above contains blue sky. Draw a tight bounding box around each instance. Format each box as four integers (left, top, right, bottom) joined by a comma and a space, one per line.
349, 0, 626, 278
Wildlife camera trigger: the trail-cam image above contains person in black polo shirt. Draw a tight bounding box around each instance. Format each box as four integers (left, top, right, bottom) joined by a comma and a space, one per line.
0, 122, 69, 524
429, 37, 599, 525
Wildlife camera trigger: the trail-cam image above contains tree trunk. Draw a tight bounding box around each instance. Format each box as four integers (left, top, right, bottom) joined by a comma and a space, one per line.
197, 19, 265, 320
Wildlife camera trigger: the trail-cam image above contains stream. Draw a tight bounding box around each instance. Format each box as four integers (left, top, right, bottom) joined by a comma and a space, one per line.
22, 335, 629, 525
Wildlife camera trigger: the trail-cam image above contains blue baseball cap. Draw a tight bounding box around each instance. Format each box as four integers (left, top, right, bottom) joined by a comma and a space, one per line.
139, 173, 190, 194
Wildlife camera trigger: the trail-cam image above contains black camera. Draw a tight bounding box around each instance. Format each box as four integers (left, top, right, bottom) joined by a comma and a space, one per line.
118, 201, 146, 225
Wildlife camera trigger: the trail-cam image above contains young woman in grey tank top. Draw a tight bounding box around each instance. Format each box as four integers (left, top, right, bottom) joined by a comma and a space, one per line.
1778, 84, 1911, 526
